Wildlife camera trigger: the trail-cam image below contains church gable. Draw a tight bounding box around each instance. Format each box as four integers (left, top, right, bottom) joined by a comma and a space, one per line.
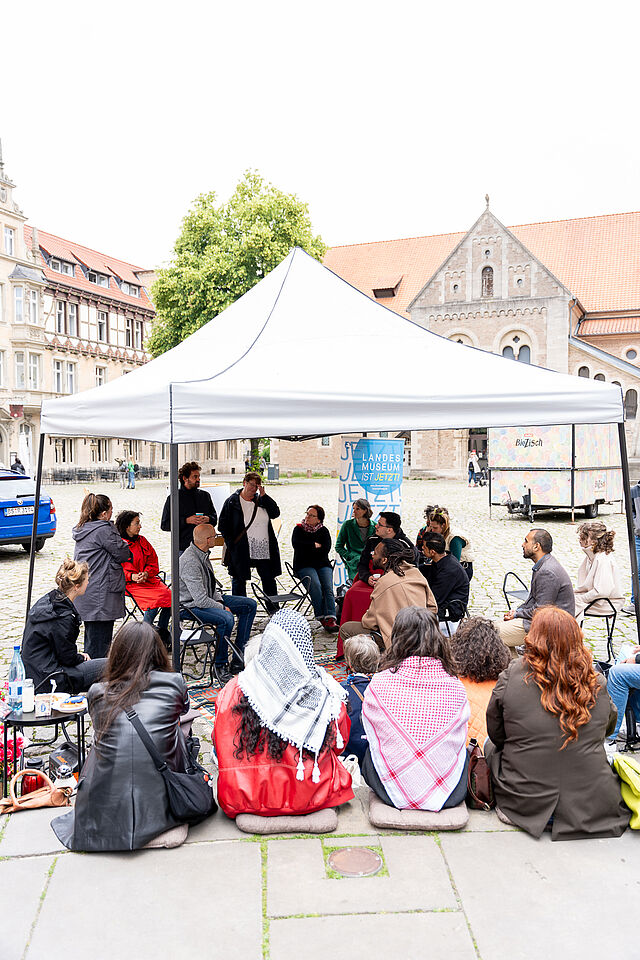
410, 206, 569, 311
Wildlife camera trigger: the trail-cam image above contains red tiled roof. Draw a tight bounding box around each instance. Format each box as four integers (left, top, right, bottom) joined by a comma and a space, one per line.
324, 211, 640, 316
24, 225, 154, 311
578, 317, 640, 335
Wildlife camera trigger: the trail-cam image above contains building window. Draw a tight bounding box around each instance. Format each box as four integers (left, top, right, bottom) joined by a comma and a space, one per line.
578, 366, 590, 378
321, 437, 330, 446
481, 266, 494, 297
56, 301, 66, 334
14, 286, 23, 322
88, 271, 110, 288
517, 345, 531, 364
28, 353, 41, 390
625, 390, 638, 420
68, 303, 78, 337
594, 373, 606, 382
50, 258, 74, 276
0, 350, 5, 387
97, 310, 108, 342
29, 290, 38, 324
122, 282, 139, 297
125, 317, 132, 347
626, 349, 638, 361
66, 361, 76, 394
128, 440, 139, 460
0, 283, 3, 323
161, 444, 167, 460
55, 438, 75, 464
502, 345, 515, 360
134, 320, 143, 350
379, 432, 389, 438
15, 351, 25, 389
95, 365, 106, 387
53, 360, 63, 393
206, 441, 218, 459
4, 227, 14, 256
91, 439, 110, 463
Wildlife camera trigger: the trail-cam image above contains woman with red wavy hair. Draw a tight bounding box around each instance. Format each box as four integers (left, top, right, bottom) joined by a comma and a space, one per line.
486, 606, 628, 840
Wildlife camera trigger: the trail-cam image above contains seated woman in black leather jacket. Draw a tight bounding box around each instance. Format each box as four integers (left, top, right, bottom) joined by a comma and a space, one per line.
52, 621, 192, 851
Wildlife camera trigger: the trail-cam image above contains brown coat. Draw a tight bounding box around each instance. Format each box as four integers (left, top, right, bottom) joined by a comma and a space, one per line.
486, 659, 629, 841
361, 563, 437, 648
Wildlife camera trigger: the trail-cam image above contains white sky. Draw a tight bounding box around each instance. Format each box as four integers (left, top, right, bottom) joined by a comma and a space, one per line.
3, 0, 639, 269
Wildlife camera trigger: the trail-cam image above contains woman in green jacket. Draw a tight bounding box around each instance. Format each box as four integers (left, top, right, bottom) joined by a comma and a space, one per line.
336, 499, 376, 581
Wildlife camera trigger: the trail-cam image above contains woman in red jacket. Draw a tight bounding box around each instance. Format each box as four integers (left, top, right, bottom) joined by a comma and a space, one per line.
115, 511, 172, 634
214, 609, 353, 818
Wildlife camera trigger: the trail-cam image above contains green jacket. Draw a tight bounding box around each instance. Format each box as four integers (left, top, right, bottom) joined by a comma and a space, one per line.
336, 518, 376, 580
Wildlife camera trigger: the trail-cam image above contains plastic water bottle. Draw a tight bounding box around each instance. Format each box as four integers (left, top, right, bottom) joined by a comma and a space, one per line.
7, 645, 25, 711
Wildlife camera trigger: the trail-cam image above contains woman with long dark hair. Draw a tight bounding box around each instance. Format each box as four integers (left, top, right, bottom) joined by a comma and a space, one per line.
72, 493, 131, 658
486, 606, 629, 840
52, 621, 192, 851
361, 606, 470, 811
214, 610, 353, 818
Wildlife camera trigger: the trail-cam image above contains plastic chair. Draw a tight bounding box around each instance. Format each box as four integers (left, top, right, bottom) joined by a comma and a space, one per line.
502, 572, 529, 610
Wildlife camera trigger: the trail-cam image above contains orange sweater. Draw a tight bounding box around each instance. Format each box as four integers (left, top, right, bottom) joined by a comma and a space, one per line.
460, 678, 496, 746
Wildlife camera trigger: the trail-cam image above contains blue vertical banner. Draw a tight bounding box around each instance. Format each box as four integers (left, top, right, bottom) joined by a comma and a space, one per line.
335, 437, 404, 587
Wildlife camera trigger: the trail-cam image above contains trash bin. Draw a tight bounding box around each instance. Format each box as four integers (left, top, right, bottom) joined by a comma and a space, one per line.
267, 463, 279, 481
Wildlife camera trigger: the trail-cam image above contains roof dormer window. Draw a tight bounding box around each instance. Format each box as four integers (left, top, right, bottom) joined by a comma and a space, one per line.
372, 275, 402, 299
121, 281, 139, 297
50, 258, 75, 277
88, 270, 110, 288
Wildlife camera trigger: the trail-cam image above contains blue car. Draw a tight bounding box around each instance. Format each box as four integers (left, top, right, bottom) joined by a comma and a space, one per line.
0, 469, 56, 552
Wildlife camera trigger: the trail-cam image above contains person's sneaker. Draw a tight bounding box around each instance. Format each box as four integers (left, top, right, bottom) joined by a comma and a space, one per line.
604, 740, 618, 763
621, 603, 636, 616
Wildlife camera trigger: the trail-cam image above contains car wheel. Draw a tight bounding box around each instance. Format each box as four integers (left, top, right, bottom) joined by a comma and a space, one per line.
21, 538, 45, 553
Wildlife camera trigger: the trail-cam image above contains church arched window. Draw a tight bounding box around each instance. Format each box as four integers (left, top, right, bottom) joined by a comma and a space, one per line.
502, 345, 515, 360
578, 366, 590, 378
625, 389, 638, 420
481, 266, 494, 297
517, 345, 530, 364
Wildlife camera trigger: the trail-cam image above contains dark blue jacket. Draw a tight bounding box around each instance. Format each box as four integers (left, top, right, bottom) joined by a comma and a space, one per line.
340, 674, 372, 766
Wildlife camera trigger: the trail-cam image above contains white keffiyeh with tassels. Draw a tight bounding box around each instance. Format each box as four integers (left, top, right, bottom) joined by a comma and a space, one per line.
238, 610, 346, 782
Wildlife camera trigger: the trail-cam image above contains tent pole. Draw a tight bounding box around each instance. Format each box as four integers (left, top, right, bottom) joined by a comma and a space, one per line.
617, 422, 640, 644
25, 432, 46, 627
169, 444, 181, 672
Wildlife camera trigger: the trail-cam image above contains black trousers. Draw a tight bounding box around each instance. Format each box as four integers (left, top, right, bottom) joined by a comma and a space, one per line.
70, 657, 108, 694
232, 559, 278, 611
83, 620, 115, 659
362, 747, 469, 809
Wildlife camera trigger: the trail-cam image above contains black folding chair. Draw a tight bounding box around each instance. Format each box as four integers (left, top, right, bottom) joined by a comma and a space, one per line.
251, 566, 313, 619
178, 607, 244, 691
582, 598, 618, 665
122, 589, 146, 626
502, 572, 529, 610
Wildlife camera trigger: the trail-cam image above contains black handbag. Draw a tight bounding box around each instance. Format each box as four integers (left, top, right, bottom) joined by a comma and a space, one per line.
126, 709, 217, 826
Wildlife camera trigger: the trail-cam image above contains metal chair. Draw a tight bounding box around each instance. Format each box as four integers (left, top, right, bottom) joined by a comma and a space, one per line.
582, 598, 618, 665
502, 572, 529, 610
122, 589, 146, 626
251, 566, 313, 619
178, 607, 244, 691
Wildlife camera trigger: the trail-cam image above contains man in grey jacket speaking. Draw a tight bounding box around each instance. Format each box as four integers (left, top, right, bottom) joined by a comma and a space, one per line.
496, 528, 575, 656
179, 524, 257, 685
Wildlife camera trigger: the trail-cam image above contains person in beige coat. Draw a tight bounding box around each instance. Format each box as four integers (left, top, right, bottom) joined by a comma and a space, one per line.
486, 606, 629, 841
339, 541, 437, 650
574, 521, 623, 624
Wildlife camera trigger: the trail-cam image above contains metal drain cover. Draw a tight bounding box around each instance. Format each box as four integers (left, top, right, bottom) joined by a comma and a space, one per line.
327, 846, 383, 877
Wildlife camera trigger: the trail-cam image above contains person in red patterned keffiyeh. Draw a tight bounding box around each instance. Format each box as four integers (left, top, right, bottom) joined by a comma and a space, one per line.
361, 606, 470, 811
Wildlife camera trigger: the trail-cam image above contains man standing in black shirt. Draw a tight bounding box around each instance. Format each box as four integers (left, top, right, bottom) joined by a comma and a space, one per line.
161, 461, 217, 554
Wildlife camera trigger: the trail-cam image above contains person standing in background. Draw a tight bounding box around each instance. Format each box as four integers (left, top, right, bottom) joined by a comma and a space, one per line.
160, 461, 217, 554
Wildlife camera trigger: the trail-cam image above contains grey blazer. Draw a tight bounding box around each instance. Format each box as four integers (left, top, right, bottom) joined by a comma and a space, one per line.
516, 553, 575, 631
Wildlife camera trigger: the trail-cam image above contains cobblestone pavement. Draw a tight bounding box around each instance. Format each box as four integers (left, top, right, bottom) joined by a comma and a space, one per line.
1, 475, 637, 675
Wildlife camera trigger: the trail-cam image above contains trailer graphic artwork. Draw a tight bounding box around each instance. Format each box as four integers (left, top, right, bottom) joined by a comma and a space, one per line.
489, 424, 622, 520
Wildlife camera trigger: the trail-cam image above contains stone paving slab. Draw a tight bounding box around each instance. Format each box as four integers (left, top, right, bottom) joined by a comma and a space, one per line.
183, 807, 245, 842
0, 855, 56, 960
269, 913, 477, 960
267, 835, 456, 917
0, 806, 67, 858
440, 830, 640, 960
27, 840, 262, 960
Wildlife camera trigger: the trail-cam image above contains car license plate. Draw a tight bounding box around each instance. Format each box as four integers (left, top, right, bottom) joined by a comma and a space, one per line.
5, 506, 34, 516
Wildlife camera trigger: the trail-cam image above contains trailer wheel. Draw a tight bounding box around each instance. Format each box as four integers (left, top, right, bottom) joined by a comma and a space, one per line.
584, 503, 599, 519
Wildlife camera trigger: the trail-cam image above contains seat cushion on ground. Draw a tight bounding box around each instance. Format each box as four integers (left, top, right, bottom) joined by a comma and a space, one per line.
367, 790, 469, 831
235, 807, 338, 835
143, 823, 189, 848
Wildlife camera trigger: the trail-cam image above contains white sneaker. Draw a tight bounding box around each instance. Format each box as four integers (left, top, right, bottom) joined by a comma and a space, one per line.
604, 740, 617, 763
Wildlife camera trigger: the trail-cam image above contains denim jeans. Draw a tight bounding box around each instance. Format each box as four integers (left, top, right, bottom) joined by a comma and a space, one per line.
144, 606, 171, 630
632, 535, 640, 603
188, 594, 257, 665
296, 565, 336, 619
606, 663, 640, 739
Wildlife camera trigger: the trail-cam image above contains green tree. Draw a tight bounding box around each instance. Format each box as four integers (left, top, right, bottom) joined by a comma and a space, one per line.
148, 171, 326, 470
